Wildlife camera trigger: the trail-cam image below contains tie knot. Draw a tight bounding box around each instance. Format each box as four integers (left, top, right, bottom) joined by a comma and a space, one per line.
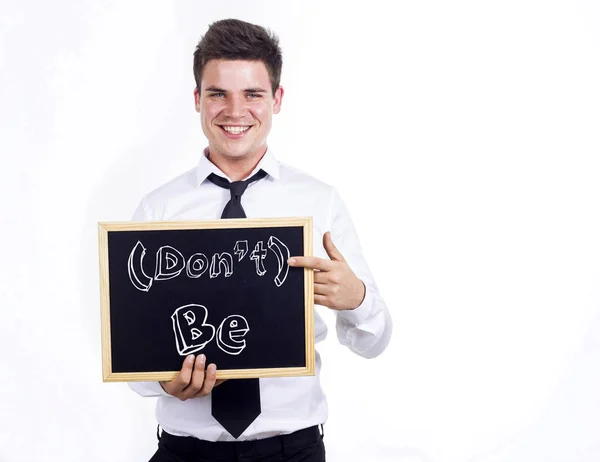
206, 170, 268, 219
207, 169, 268, 196
229, 180, 249, 197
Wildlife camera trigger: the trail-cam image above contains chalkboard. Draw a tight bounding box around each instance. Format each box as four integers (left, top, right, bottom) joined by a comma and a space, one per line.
98, 217, 314, 382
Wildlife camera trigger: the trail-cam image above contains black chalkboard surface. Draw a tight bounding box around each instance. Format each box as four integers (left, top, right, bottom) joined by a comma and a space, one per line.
98, 217, 314, 382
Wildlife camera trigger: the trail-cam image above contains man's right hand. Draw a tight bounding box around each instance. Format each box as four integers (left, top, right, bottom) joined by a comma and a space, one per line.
160, 354, 225, 401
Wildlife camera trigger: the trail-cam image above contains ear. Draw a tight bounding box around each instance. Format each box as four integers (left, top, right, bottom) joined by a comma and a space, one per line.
272, 86, 284, 114
193, 87, 201, 113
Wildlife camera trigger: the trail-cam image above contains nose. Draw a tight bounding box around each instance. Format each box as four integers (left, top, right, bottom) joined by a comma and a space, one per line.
224, 94, 246, 118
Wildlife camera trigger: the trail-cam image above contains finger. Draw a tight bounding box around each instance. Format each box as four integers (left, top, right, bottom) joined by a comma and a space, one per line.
169, 354, 195, 393
192, 372, 227, 398
197, 363, 218, 396
323, 232, 345, 262
182, 354, 206, 399
314, 282, 329, 296
288, 256, 334, 271
314, 271, 329, 284
314, 294, 329, 306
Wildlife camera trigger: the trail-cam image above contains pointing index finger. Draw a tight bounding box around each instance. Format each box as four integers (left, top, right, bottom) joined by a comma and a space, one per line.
288, 256, 334, 271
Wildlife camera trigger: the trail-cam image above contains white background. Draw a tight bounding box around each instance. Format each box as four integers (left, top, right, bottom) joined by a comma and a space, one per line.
1, 1, 600, 461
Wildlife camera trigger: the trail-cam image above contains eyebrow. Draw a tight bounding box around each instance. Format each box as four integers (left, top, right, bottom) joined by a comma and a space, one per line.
204, 86, 268, 93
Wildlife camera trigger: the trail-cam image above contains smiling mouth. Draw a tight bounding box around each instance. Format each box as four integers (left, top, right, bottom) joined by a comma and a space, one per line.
219, 125, 252, 135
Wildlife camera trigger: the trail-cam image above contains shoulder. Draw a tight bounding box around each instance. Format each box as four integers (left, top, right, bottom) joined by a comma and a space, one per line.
133, 167, 198, 220
142, 167, 198, 205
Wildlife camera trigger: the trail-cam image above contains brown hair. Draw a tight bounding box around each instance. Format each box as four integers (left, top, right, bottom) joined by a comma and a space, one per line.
193, 19, 283, 95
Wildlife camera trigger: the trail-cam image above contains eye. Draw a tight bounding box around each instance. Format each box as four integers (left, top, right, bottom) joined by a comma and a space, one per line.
209, 92, 225, 98
230, 320, 238, 328
246, 93, 262, 99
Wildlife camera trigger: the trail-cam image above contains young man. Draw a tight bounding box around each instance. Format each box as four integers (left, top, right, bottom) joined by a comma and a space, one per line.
129, 18, 392, 462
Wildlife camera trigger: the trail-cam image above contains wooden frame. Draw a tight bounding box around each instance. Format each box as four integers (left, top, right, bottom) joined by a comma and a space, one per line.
98, 217, 314, 382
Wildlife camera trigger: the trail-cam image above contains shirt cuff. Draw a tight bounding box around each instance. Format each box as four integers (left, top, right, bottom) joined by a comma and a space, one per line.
337, 285, 373, 325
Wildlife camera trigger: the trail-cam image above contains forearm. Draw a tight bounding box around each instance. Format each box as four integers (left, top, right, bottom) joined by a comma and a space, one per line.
335, 280, 392, 358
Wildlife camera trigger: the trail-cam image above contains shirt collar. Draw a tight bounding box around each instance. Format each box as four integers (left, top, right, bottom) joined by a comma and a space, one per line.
195, 147, 280, 186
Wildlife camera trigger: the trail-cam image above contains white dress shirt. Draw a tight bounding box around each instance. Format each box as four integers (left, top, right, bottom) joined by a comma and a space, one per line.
128, 148, 392, 441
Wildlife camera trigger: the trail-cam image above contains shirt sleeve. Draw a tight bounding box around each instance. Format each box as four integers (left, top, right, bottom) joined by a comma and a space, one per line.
131, 196, 151, 221
127, 196, 170, 398
327, 188, 393, 359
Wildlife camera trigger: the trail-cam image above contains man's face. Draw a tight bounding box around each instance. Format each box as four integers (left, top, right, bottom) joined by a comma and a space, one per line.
194, 59, 283, 161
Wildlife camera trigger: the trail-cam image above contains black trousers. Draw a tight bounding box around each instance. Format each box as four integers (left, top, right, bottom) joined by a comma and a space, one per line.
149, 426, 326, 462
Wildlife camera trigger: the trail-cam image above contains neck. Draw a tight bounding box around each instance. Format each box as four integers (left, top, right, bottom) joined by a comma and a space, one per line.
207, 146, 267, 181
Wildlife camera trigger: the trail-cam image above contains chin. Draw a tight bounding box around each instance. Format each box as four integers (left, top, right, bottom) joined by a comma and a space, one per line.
218, 141, 257, 158
221, 146, 251, 159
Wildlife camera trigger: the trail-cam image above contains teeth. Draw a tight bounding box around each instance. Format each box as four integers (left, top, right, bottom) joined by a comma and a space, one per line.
222, 126, 250, 134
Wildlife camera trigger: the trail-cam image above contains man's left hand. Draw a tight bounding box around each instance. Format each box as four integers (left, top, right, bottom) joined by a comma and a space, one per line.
287, 231, 366, 311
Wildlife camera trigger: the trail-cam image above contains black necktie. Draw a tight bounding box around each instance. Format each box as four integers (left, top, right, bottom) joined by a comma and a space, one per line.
207, 168, 266, 438
208, 169, 267, 219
